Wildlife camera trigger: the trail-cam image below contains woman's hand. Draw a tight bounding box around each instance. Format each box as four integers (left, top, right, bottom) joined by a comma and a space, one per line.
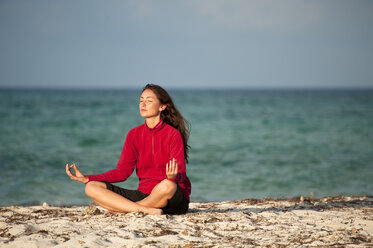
66, 163, 89, 184
166, 158, 178, 179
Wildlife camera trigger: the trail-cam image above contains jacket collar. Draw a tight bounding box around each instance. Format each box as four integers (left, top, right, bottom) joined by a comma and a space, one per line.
144, 119, 165, 133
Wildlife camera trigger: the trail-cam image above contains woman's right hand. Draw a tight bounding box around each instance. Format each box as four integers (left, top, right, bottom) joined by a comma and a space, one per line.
66, 163, 89, 184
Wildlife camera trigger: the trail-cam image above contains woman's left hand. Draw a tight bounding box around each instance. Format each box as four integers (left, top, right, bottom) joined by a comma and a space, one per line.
166, 158, 178, 179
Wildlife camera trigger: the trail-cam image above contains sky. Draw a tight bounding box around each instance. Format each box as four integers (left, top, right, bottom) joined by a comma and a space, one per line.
0, 0, 373, 89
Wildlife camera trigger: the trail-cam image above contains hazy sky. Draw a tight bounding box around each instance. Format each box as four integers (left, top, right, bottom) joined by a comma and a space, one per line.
1, 0, 372, 89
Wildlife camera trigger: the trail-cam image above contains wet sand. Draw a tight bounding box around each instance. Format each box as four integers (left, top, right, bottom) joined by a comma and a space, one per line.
1, 196, 372, 247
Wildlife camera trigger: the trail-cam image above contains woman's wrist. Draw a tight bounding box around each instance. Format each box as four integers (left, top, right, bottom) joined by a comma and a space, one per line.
83, 177, 90, 184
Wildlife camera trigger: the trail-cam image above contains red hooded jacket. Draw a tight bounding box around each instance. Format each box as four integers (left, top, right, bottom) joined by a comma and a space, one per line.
86, 120, 191, 202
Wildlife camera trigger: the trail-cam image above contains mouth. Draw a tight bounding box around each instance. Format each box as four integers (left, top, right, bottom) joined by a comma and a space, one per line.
140, 109, 147, 112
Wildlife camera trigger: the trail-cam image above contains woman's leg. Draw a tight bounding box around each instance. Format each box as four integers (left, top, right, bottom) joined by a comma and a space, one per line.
136, 179, 177, 208
85, 181, 162, 215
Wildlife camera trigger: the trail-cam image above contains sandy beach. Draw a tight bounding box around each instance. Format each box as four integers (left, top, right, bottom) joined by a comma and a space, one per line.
1, 196, 372, 247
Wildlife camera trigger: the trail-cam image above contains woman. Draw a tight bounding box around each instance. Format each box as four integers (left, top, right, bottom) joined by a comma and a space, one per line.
66, 84, 191, 215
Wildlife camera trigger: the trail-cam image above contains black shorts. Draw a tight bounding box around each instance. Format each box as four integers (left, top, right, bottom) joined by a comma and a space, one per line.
103, 181, 189, 215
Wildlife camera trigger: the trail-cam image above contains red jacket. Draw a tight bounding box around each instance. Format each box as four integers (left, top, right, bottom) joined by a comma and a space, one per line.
86, 120, 191, 202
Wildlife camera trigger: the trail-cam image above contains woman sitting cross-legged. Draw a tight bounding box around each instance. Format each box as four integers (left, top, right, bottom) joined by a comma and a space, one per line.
66, 84, 191, 215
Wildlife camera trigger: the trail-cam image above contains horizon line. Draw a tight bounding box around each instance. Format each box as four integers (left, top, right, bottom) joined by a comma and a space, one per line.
1, 85, 373, 92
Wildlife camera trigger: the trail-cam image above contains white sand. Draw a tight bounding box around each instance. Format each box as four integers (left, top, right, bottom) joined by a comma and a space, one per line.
1, 196, 372, 247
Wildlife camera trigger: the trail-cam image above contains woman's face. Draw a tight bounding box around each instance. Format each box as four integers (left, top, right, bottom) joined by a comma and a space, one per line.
139, 89, 166, 119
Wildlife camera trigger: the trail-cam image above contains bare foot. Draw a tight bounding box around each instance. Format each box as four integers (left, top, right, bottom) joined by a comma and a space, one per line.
144, 208, 163, 215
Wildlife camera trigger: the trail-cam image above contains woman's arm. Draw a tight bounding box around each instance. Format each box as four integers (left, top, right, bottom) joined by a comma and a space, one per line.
85, 129, 137, 183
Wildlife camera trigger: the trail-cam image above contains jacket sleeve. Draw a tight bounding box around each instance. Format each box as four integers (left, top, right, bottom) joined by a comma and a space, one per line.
167, 130, 187, 183
86, 129, 137, 183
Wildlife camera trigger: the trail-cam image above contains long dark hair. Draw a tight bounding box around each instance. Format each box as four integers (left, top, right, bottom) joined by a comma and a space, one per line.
142, 84, 191, 163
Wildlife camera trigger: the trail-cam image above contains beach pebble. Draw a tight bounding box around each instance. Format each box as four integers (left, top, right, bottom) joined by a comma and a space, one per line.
1, 211, 13, 217
0, 222, 7, 229
42, 202, 50, 208
83, 204, 101, 215
328, 235, 336, 241
8, 225, 28, 236
336, 226, 346, 231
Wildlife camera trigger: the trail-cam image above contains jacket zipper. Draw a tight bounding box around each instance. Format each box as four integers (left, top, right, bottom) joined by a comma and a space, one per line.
151, 133, 154, 157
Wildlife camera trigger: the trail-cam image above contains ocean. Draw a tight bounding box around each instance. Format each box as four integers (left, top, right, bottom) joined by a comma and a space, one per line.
0, 88, 372, 206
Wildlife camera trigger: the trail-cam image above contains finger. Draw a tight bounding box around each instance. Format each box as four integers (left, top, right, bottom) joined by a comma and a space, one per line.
174, 159, 178, 174
172, 160, 176, 173
66, 165, 78, 179
166, 160, 173, 177
66, 164, 73, 176
72, 163, 79, 173
172, 158, 177, 172
67, 172, 74, 178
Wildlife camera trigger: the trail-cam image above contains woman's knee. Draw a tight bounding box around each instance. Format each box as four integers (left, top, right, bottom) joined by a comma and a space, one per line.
85, 181, 106, 197
153, 179, 177, 196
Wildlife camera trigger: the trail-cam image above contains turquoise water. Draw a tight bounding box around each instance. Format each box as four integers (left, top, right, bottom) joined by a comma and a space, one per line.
0, 89, 372, 205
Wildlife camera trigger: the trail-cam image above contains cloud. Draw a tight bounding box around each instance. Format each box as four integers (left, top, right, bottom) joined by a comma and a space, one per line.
188, 0, 326, 31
